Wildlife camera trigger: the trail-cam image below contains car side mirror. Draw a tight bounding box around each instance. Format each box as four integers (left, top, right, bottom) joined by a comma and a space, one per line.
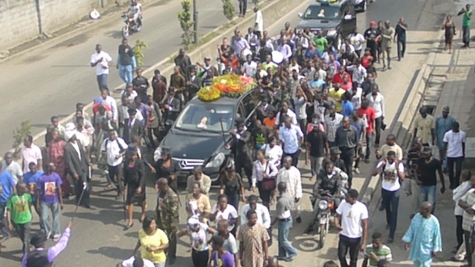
298, 13, 303, 18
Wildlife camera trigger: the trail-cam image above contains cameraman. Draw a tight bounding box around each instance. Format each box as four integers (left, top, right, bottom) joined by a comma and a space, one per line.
304, 161, 342, 233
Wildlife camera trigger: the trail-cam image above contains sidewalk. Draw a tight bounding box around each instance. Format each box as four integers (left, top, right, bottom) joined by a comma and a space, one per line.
366, 27, 475, 267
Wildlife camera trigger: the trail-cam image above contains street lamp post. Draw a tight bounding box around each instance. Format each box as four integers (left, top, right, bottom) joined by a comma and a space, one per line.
193, 0, 198, 43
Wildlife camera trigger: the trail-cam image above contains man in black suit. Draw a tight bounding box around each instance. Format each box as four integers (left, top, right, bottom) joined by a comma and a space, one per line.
227, 118, 253, 188
186, 68, 201, 101
161, 89, 182, 123
123, 108, 144, 144
64, 131, 91, 208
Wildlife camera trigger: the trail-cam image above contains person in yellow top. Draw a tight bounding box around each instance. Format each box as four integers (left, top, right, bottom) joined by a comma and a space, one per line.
328, 83, 345, 112
134, 217, 169, 267
413, 107, 435, 146
262, 55, 278, 75
186, 183, 212, 223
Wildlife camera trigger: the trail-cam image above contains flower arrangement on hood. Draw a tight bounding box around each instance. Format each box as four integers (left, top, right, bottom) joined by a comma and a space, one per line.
197, 74, 256, 102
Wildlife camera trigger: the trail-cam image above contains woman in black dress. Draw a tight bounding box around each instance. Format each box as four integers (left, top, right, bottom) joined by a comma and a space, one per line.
154, 148, 179, 191
442, 15, 456, 53
124, 147, 146, 228
219, 158, 246, 210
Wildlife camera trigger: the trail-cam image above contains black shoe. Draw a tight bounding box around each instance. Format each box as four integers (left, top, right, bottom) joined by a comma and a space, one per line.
296, 216, 302, 223
379, 203, 384, 211
304, 225, 313, 234
168, 257, 176, 265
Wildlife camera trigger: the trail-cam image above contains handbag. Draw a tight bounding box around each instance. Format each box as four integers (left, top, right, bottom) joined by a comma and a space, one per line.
260, 161, 276, 191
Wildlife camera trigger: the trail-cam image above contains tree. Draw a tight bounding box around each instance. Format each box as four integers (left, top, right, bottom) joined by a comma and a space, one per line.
177, 0, 194, 47
133, 39, 148, 67
222, 0, 235, 21
12, 120, 31, 156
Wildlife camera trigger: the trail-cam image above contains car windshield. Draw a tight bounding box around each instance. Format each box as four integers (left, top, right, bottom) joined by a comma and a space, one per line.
175, 103, 235, 132
303, 5, 340, 20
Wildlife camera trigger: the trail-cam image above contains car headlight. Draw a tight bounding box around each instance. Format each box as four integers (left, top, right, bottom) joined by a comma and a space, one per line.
205, 153, 225, 168
153, 146, 162, 162
318, 200, 328, 210
327, 29, 337, 36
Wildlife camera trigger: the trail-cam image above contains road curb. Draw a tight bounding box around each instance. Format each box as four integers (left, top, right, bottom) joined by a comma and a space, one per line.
358, 16, 446, 206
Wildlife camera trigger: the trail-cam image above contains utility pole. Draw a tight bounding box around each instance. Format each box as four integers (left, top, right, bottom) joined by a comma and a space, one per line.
193, 0, 198, 43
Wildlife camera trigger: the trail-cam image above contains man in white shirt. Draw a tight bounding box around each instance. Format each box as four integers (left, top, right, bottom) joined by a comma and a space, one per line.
274, 157, 303, 223
241, 195, 271, 229
444, 121, 466, 189
278, 116, 303, 167
373, 150, 404, 243
334, 189, 369, 267
101, 130, 128, 198
117, 256, 154, 267
277, 38, 292, 63
275, 101, 298, 127
346, 59, 367, 86
242, 54, 257, 77
2, 152, 23, 184
100, 88, 119, 126
254, 7, 264, 38
349, 29, 366, 57
366, 84, 385, 147
90, 44, 113, 92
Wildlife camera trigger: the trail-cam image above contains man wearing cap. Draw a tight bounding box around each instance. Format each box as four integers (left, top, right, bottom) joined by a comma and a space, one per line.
64, 131, 91, 208
434, 106, 456, 172
364, 21, 380, 60
22, 221, 72, 267
380, 21, 395, 71
330, 147, 347, 173
197, 57, 218, 78
227, 118, 253, 188
123, 108, 144, 144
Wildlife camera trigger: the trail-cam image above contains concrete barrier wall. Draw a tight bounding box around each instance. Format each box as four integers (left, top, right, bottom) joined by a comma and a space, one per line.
0, 0, 124, 51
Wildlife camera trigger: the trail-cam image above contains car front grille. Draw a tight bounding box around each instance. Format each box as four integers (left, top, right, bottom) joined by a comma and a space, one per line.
172, 158, 205, 171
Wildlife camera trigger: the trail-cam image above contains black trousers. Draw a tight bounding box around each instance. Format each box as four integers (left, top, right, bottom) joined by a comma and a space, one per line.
397, 39, 406, 59
239, 0, 247, 16
192, 249, 209, 267
374, 116, 383, 145
447, 156, 464, 189
147, 127, 160, 148
456, 215, 464, 249
465, 230, 473, 267
338, 234, 361, 267
340, 147, 355, 187
74, 175, 90, 206
108, 164, 124, 196
283, 150, 300, 167
235, 158, 252, 187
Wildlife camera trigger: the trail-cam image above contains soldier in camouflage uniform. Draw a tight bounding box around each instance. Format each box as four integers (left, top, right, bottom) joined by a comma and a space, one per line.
156, 178, 179, 265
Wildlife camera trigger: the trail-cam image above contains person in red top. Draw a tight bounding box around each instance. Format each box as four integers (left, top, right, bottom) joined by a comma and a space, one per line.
340, 74, 353, 91
358, 99, 376, 163
331, 66, 352, 85
361, 49, 374, 69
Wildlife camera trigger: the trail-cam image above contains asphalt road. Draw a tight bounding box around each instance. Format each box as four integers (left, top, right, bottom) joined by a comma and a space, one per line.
0, 0, 229, 153
0, 0, 451, 266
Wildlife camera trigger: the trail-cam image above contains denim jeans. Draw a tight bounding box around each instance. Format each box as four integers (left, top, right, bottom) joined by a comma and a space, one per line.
381, 188, 400, 239
447, 156, 464, 188
13, 221, 31, 253
310, 156, 324, 177
463, 25, 471, 46
418, 185, 436, 213
41, 202, 61, 237
278, 218, 297, 258
119, 65, 133, 84
96, 74, 109, 91
0, 202, 10, 237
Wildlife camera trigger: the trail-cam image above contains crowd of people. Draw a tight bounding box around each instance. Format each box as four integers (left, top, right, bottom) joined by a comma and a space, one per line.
0, 2, 474, 267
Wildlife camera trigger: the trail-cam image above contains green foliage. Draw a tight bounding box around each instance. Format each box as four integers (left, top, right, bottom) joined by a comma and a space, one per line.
133, 39, 148, 67
177, 0, 194, 47
12, 120, 31, 154
222, 0, 235, 21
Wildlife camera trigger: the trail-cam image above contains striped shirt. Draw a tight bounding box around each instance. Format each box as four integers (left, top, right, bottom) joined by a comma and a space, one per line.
364, 244, 392, 267
462, 189, 475, 231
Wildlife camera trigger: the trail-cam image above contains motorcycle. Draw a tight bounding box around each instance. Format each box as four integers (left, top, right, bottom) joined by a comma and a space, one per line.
121, 12, 141, 38
310, 191, 336, 248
